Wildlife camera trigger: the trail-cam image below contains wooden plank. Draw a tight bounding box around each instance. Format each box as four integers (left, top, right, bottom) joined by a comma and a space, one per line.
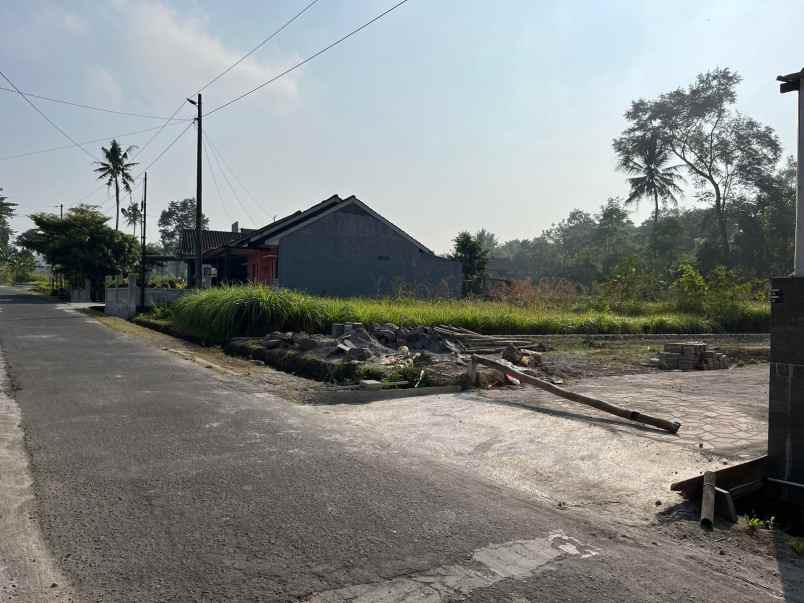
671, 456, 767, 499
729, 479, 765, 500
470, 354, 681, 434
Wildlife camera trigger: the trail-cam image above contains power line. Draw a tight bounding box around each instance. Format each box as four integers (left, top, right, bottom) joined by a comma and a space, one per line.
202, 129, 269, 223
0, 85, 194, 121
89, 120, 194, 208
201, 134, 238, 225
136, 121, 195, 186
130, 0, 322, 170
79, 0, 318, 210
198, 0, 322, 94
0, 122, 185, 161
130, 103, 191, 163
202, 130, 258, 225
0, 68, 97, 162
204, 0, 410, 118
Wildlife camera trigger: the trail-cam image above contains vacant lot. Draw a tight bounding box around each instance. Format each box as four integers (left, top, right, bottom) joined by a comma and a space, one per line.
157, 285, 770, 344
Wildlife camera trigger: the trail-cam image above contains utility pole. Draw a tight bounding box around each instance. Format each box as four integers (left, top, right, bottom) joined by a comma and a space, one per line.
140, 172, 147, 308
767, 68, 804, 505
188, 93, 203, 288
55, 203, 63, 219
778, 68, 804, 274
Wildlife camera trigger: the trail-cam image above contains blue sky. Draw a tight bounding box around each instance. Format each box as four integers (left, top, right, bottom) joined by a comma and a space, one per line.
1, 0, 801, 253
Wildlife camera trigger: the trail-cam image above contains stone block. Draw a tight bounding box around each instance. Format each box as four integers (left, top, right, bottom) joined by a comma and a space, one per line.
658, 351, 680, 370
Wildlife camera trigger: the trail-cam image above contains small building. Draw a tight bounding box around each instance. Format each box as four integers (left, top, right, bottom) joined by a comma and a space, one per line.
179, 195, 462, 297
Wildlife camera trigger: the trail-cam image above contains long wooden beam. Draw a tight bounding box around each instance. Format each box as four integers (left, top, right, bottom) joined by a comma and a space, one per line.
470, 354, 681, 434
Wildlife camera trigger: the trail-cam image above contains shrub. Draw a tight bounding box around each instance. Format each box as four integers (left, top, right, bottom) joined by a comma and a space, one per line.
672, 263, 707, 314
171, 285, 336, 343
745, 515, 763, 532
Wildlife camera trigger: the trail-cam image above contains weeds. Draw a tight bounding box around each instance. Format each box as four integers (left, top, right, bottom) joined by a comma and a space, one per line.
165, 284, 768, 343
745, 515, 764, 532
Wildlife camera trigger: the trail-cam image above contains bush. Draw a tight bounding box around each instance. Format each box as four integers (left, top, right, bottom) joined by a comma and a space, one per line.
171, 285, 337, 343
672, 263, 707, 314
147, 275, 187, 289
487, 277, 578, 309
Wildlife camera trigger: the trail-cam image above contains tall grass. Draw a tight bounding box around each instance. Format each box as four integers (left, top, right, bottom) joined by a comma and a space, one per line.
166, 284, 769, 343
171, 285, 335, 343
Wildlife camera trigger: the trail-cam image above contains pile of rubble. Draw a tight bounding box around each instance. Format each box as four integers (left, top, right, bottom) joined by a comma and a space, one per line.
501, 344, 543, 369
656, 342, 729, 371
333, 322, 463, 356
256, 322, 464, 364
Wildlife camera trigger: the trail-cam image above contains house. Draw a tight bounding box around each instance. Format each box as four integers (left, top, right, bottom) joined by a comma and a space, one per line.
178, 195, 462, 297
176, 226, 254, 283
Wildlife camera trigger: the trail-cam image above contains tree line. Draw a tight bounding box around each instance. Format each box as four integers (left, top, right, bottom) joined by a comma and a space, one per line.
451, 67, 794, 297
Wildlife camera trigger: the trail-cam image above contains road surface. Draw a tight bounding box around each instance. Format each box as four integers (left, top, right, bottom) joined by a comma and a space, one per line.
0, 286, 789, 601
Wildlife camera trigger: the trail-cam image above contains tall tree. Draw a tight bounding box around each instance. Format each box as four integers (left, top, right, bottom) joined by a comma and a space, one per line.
616, 133, 684, 255
158, 198, 209, 254
593, 198, 638, 279
732, 156, 796, 277
18, 205, 138, 291
121, 199, 143, 237
474, 229, 499, 255
2, 248, 36, 284
615, 68, 781, 260
450, 231, 489, 295
95, 140, 137, 231
0, 187, 18, 253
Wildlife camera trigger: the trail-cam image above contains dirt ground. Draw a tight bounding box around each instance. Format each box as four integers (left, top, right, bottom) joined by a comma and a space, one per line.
531, 334, 768, 380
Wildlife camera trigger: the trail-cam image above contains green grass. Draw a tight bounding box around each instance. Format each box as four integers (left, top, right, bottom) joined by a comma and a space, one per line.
164, 284, 769, 344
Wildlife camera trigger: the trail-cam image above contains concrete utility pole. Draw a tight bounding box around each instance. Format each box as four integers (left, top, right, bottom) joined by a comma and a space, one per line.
768, 68, 804, 503
188, 93, 203, 288
778, 69, 804, 274
140, 172, 147, 308
55, 203, 63, 219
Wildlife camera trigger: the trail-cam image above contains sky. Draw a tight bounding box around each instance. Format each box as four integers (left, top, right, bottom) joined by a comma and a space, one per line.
0, 0, 802, 254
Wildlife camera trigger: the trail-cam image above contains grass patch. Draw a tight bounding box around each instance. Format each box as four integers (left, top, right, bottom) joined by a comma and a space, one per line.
163, 284, 769, 344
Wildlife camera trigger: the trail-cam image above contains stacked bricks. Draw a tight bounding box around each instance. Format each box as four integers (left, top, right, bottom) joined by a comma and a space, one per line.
657, 342, 729, 371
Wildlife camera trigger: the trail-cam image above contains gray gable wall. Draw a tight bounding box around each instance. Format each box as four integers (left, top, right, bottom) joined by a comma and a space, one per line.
277, 203, 461, 298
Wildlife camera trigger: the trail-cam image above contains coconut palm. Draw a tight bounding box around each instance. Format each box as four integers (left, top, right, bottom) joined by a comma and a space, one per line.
618, 134, 684, 251
121, 198, 142, 237
94, 140, 137, 231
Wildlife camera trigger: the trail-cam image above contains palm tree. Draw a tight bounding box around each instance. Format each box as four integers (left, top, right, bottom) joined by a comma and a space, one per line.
94, 140, 137, 231
121, 198, 142, 237
618, 134, 684, 252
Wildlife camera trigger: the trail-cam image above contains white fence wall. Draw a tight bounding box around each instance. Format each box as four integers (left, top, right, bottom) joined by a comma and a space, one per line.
105, 281, 188, 319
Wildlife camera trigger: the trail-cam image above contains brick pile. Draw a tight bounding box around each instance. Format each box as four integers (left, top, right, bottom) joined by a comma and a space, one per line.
657, 342, 729, 371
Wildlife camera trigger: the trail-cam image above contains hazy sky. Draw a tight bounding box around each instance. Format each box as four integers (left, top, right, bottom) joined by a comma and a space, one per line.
1, 0, 801, 253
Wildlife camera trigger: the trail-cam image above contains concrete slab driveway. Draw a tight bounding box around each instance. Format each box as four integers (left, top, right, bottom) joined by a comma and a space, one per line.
324, 366, 768, 523
0, 286, 796, 602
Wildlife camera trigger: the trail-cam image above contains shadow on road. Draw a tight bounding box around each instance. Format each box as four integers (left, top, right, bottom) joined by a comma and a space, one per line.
481, 395, 678, 438
0, 291, 57, 305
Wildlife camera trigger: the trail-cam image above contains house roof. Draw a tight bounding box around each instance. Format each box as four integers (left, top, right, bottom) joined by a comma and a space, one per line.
177, 228, 254, 257
214, 194, 436, 256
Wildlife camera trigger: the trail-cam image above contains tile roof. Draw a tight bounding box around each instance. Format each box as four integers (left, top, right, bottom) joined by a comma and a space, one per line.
177, 229, 254, 257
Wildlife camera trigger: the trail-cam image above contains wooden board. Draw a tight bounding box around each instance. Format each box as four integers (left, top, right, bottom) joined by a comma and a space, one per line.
671, 455, 767, 500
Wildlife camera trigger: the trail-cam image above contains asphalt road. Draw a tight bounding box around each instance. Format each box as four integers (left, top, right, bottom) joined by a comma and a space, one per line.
0, 286, 785, 601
